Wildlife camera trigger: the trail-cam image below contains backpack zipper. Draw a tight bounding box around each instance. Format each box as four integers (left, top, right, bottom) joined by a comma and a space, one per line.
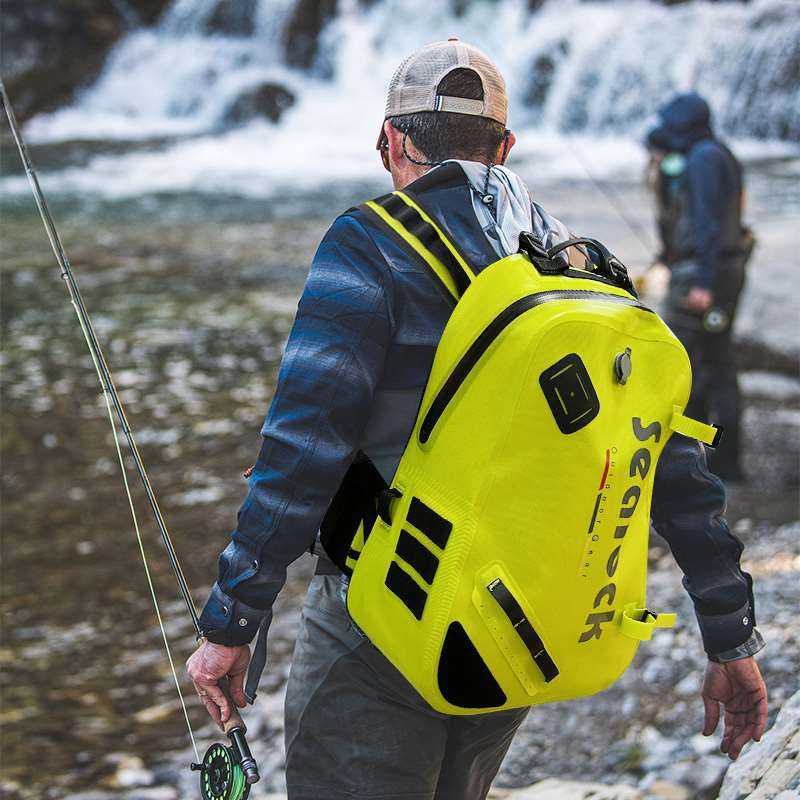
418, 289, 652, 444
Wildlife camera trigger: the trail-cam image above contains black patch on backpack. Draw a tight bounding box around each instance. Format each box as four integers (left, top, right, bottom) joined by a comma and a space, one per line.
319, 452, 387, 572
395, 530, 439, 585
385, 561, 427, 620
406, 497, 452, 549
438, 622, 507, 708
539, 353, 600, 434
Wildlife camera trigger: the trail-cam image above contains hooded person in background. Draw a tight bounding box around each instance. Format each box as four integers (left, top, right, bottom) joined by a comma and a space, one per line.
646, 92, 754, 482
187, 46, 766, 799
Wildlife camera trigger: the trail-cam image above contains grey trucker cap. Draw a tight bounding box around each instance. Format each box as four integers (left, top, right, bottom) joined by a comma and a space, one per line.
378, 39, 508, 147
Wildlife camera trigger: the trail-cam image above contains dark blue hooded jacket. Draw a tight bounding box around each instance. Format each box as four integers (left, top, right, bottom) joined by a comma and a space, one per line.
646, 93, 744, 290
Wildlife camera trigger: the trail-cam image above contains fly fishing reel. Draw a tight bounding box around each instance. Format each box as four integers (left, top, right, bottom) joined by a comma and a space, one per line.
192, 740, 252, 800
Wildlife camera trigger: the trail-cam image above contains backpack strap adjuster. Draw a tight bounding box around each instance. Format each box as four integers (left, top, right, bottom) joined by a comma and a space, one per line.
487, 577, 559, 683
377, 487, 403, 526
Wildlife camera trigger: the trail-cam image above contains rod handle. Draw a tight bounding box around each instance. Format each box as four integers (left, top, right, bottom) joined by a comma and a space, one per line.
219, 677, 247, 735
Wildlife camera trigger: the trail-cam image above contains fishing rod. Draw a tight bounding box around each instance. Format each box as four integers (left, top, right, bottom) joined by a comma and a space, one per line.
559, 136, 656, 256
1, 80, 259, 800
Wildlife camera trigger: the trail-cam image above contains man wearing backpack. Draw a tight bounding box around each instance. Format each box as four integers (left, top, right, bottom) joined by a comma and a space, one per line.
645, 93, 754, 482
187, 42, 767, 799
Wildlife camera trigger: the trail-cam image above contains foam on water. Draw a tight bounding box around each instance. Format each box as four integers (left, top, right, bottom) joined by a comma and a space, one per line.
4, 0, 800, 198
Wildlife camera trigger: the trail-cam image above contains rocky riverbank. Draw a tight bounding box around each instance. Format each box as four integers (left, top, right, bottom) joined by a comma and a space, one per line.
50, 517, 800, 799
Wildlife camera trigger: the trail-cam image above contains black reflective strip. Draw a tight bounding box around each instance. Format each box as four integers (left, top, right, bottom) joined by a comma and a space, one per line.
374, 195, 471, 296
425, 237, 460, 276
419, 289, 652, 443
358, 204, 457, 308
404, 180, 484, 272
396, 530, 439, 584
405, 215, 439, 247
406, 497, 452, 550
394, 203, 422, 229
385, 561, 427, 620
347, 548, 360, 561
487, 578, 559, 683
380, 193, 407, 216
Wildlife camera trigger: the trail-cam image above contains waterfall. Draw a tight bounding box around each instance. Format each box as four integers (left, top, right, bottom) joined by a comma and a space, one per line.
11, 0, 800, 198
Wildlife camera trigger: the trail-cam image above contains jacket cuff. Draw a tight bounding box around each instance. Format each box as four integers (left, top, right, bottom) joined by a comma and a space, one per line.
708, 629, 765, 663
691, 271, 714, 290
198, 583, 266, 646
695, 600, 755, 655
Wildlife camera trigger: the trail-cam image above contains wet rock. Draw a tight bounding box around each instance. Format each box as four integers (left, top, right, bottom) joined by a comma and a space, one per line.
502, 778, 643, 799
133, 699, 182, 724
128, 0, 172, 26
689, 732, 720, 756
222, 83, 296, 125
718, 688, 800, 800
643, 780, 690, 800
523, 41, 569, 115
452, 0, 501, 16
282, 0, 338, 69
736, 341, 799, 377
205, 0, 257, 36
658, 753, 728, 795
123, 789, 177, 800
109, 755, 156, 788
1, 0, 171, 119
640, 726, 684, 772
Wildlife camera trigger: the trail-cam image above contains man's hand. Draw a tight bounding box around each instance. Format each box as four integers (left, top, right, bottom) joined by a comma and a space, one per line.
701, 657, 768, 760
186, 640, 250, 729
686, 286, 714, 311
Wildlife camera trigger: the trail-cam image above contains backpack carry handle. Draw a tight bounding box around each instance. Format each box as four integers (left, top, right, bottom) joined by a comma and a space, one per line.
547, 237, 638, 297
518, 232, 637, 297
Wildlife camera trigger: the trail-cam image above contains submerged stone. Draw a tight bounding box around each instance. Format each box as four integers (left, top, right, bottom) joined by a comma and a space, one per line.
222, 83, 296, 126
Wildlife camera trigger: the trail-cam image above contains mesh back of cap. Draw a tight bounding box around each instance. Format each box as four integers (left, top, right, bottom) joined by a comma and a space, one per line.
385, 41, 507, 125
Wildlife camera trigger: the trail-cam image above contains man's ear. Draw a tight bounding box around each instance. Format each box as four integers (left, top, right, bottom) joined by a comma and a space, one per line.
497, 130, 516, 164
385, 119, 404, 166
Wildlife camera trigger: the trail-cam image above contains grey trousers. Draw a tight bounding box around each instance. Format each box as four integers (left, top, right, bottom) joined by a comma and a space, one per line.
284, 575, 529, 800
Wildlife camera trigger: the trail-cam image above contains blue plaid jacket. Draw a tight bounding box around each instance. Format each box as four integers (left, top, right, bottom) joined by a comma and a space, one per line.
198, 163, 760, 697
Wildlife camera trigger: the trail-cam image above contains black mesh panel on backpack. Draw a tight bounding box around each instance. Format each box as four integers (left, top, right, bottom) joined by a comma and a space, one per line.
319, 451, 387, 572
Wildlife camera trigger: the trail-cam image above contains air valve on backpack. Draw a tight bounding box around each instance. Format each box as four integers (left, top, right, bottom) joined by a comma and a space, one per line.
614, 348, 633, 384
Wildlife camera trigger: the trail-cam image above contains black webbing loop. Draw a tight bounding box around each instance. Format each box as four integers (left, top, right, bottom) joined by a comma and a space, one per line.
487, 578, 559, 683
374, 194, 472, 297
518, 232, 566, 276
377, 487, 402, 525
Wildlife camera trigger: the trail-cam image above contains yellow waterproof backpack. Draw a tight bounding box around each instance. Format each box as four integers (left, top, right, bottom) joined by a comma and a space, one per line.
338, 190, 720, 715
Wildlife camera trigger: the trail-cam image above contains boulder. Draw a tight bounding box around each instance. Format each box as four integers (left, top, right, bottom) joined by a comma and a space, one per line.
717, 689, 800, 800
205, 0, 257, 37
282, 0, 337, 69
523, 42, 569, 116
222, 83, 296, 125
0, 0, 171, 120
500, 778, 644, 799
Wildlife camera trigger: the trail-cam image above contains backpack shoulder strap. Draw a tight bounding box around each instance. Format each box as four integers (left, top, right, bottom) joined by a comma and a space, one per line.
361, 191, 476, 303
